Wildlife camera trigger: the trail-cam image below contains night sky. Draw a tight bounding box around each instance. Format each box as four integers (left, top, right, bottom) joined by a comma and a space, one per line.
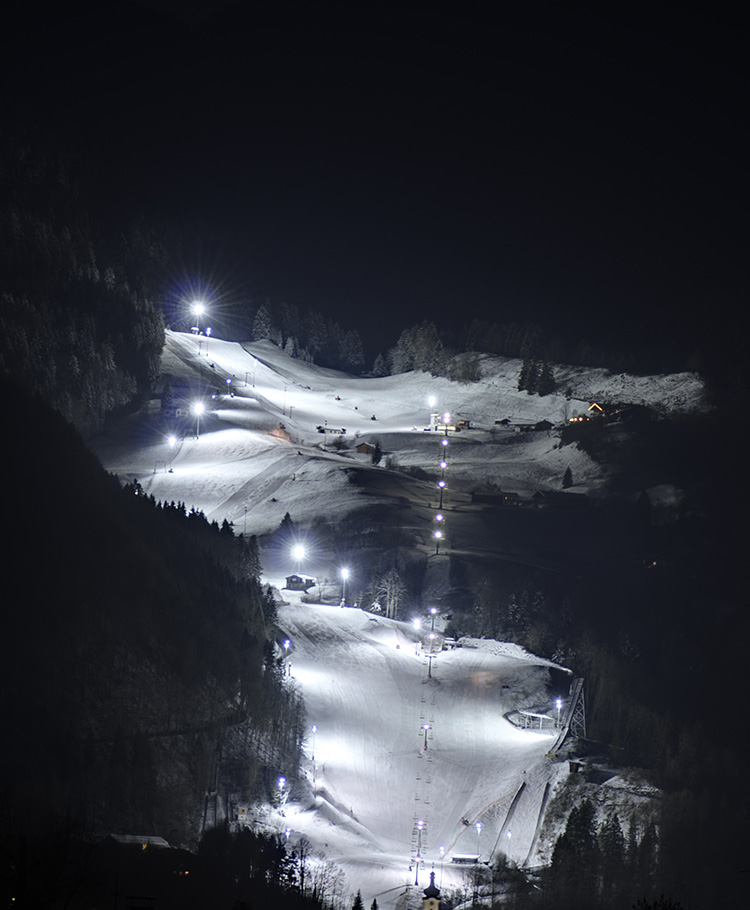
6, 1, 747, 359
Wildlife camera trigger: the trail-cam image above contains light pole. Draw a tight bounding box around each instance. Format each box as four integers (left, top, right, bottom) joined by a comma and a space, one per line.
422, 723, 430, 750
506, 829, 512, 859
439, 846, 445, 887
556, 697, 563, 729
434, 529, 443, 555
340, 567, 349, 606
192, 400, 205, 438
192, 301, 205, 334
245, 358, 257, 388
415, 819, 424, 885
475, 821, 482, 859
292, 544, 305, 574
311, 724, 317, 786
278, 776, 287, 806
438, 479, 446, 509
429, 607, 437, 631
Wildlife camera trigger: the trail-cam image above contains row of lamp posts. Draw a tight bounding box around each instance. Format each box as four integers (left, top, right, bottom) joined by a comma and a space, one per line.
429, 396, 451, 555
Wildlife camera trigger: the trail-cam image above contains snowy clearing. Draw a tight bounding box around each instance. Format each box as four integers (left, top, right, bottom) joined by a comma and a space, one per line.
91, 331, 708, 538
88, 332, 680, 906
264, 589, 569, 909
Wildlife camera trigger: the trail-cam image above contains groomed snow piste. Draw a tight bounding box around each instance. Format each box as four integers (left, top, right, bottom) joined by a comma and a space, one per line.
267, 589, 569, 909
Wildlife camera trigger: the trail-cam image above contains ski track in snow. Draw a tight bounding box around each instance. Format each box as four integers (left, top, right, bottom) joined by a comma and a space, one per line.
90, 332, 690, 907
92, 331, 708, 540
273, 594, 565, 908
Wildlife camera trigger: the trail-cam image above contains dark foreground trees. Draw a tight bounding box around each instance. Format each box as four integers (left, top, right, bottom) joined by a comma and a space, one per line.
1, 377, 304, 897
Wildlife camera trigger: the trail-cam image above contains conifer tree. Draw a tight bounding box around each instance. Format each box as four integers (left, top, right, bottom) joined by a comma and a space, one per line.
372, 352, 388, 376
537, 360, 556, 396
304, 310, 328, 360
526, 358, 539, 393
252, 302, 273, 341
562, 466, 573, 488
342, 329, 365, 372
518, 356, 539, 392
279, 512, 294, 532
352, 889, 364, 910
517, 359, 529, 391
244, 535, 262, 577
599, 811, 625, 898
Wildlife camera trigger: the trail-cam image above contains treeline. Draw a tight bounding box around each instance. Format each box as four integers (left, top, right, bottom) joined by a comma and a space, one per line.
0, 127, 168, 434
436, 798, 665, 910
1, 376, 303, 864
212, 299, 366, 374
379, 315, 700, 381
196, 824, 357, 910
22, 824, 370, 910
471, 798, 667, 910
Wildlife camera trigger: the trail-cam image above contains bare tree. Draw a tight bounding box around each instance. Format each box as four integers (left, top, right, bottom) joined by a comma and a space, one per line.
376, 568, 406, 619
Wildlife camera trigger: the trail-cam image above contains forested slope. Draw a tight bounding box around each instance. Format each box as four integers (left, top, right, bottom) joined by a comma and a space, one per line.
1, 377, 302, 863
0, 129, 166, 435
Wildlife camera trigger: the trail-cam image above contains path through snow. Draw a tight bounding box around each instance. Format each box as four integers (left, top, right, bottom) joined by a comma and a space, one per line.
269, 593, 567, 908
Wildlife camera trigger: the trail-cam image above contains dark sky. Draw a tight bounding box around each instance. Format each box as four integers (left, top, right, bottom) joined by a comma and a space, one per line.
5, 1, 747, 359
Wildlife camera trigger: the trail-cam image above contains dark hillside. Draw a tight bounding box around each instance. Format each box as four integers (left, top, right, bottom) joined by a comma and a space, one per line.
1, 377, 302, 876
0, 129, 166, 435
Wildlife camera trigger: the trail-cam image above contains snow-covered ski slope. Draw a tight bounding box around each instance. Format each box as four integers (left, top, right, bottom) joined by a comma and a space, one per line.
272, 591, 569, 908
91, 331, 708, 539
89, 332, 684, 905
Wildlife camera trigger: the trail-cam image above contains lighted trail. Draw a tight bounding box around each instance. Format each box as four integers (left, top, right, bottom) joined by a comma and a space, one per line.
271, 595, 564, 909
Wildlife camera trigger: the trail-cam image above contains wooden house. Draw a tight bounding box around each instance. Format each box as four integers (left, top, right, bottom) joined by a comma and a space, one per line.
284, 574, 317, 591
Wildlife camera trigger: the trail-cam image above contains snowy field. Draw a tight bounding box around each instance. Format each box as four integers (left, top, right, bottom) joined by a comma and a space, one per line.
89, 332, 689, 906
91, 331, 707, 539
264, 588, 569, 909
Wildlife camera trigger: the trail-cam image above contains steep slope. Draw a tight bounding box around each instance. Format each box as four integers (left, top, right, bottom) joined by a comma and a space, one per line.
90, 331, 708, 539
265, 593, 569, 908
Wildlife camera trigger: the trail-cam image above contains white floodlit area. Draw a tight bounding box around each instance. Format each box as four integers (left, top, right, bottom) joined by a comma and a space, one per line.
267, 590, 567, 908
91, 331, 705, 542
87, 331, 703, 906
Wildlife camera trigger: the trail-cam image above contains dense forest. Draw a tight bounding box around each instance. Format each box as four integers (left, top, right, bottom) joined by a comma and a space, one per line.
0, 377, 315, 906
0, 130, 166, 435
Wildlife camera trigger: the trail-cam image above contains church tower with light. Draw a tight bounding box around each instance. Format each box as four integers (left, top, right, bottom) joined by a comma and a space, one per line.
422, 870, 441, 909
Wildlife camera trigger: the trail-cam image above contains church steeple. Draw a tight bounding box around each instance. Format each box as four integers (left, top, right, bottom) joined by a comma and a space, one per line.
422, 870, 440, 909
